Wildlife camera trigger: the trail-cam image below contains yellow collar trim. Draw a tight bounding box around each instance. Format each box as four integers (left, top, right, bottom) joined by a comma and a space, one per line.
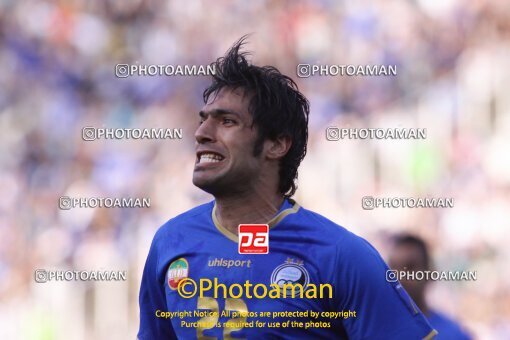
211, 200, 300, 243
423, 329, 438, 340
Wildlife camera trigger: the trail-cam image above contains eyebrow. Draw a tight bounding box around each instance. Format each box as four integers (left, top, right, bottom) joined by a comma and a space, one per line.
199, 108, 241, 119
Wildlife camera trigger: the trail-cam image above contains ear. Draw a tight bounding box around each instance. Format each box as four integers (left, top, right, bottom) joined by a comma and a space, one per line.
265, 135, 292, 160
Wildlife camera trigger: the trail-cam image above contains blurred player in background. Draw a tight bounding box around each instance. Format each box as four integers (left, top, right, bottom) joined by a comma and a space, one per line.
388, 234, 472, 339
138, 37, 437, 339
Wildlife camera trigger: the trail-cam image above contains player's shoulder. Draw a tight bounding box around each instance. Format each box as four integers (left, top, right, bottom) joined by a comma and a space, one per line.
297, 206, 364, 242
167, 201, 213, 224
296, 205, 381, 258
153, 201, 213, 241
429, 310, 472, 339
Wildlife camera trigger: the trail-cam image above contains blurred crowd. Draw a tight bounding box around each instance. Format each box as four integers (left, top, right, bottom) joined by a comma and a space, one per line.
0, 0, 509, 339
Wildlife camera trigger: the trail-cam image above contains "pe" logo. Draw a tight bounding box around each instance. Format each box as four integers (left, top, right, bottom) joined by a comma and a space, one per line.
238, 224, 269, 254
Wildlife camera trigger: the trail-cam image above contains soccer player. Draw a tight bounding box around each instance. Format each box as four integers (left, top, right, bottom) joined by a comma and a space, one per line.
388, 234, 472, 339
138, 38, 437, 339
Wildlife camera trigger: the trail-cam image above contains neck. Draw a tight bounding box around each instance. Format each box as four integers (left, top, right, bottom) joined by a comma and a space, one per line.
214, 189, 285, 235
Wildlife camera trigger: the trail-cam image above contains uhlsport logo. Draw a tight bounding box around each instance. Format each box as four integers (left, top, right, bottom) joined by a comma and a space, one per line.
167, 258, 189, 290
271, 263, 310, 290
238, 224, 269, 254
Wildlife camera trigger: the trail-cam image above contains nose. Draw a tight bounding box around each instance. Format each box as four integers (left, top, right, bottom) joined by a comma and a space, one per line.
195, 117, 216, 144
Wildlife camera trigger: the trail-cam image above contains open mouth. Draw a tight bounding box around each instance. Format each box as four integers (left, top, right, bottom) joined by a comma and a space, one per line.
196, 151, 225, 164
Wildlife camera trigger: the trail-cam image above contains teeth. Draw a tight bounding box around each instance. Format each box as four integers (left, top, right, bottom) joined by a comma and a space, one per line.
199, 153, 223, 163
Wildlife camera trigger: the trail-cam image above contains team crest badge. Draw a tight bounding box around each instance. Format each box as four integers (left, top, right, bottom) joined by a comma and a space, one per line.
167, 258, 189, 290
270, 262, 309, 289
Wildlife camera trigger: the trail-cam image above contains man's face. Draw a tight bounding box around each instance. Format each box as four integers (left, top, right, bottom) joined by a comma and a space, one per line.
388, 244, 428, 301
192, 87, 263, 196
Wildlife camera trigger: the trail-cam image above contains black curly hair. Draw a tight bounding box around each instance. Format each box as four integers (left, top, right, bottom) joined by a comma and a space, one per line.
203, 36, 310, 198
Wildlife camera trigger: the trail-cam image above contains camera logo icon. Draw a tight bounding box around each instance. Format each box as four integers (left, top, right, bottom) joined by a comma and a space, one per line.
35, 269, 48, 283
82, 127, 96, 141
386, 270, 398, 283
326, 127, 340, 141
297, 64, 311, 78
115, 64, 130, 78
59, 196, 72, 210
362, 196, 375, 210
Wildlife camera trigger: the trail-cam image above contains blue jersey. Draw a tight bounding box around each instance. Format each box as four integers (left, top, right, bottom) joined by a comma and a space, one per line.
427, 310, 471, 340
138, 199, 437, 339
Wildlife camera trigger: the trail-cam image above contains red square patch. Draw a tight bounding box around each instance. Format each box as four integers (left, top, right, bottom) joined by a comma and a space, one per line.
238, 224, 269, 254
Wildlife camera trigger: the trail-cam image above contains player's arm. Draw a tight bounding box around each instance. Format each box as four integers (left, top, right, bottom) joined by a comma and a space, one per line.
138, 232, 177, 340
333, 235, 437, 339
